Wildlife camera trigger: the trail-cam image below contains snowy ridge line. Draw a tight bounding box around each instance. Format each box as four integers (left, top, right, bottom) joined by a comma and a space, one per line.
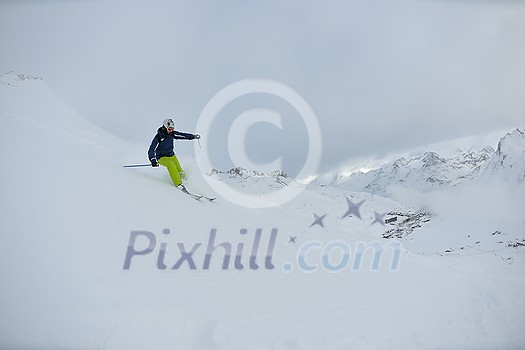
210, 167, 289, 178
412, 244, 521, 262
0, 71, 43, 87
311, 128, 525, 195
402, 229, 525, 262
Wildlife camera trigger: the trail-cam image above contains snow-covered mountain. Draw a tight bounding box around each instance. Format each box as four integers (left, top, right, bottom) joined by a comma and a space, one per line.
316, 129, 524, 196
477, 128, 525, 183
1, 72, 525, 350
0, 71, 43, 86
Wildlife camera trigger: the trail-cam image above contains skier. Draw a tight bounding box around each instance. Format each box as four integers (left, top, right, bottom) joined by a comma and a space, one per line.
148, 118, 201, 192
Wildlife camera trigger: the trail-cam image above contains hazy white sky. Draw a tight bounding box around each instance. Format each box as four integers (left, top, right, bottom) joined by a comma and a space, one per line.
1, 0, 524, 175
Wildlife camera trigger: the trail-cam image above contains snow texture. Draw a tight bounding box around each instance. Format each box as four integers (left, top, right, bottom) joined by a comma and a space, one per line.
1, 72, 524, 350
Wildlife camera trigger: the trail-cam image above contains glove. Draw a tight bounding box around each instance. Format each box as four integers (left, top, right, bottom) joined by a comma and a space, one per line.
150, 158, 159, 167
194, 133, 201, 139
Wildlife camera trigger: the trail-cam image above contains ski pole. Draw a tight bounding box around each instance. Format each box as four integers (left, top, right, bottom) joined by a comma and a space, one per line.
123, 164, 152, 168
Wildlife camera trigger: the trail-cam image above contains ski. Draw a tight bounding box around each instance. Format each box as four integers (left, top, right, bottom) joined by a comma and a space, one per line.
187, 192, 204, 201
179, 187, 203, 201
178, 185, 215, 202
202, 196, 216, 202
189, 192, 215, 202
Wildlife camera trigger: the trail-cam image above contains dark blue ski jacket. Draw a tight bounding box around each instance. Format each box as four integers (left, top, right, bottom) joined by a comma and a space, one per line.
148, 126, 196, 160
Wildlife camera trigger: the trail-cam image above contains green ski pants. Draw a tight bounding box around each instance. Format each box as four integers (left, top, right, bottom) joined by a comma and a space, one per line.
158, 155, 187, 186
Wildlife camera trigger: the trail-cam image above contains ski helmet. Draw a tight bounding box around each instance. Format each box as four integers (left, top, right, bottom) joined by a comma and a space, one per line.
163, 118, 175, 129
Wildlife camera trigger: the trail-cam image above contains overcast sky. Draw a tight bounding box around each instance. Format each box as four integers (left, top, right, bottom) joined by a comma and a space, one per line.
1, 0, 524, 176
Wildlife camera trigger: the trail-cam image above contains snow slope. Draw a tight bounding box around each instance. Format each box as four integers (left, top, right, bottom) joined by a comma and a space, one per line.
1, 72, 525, 350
